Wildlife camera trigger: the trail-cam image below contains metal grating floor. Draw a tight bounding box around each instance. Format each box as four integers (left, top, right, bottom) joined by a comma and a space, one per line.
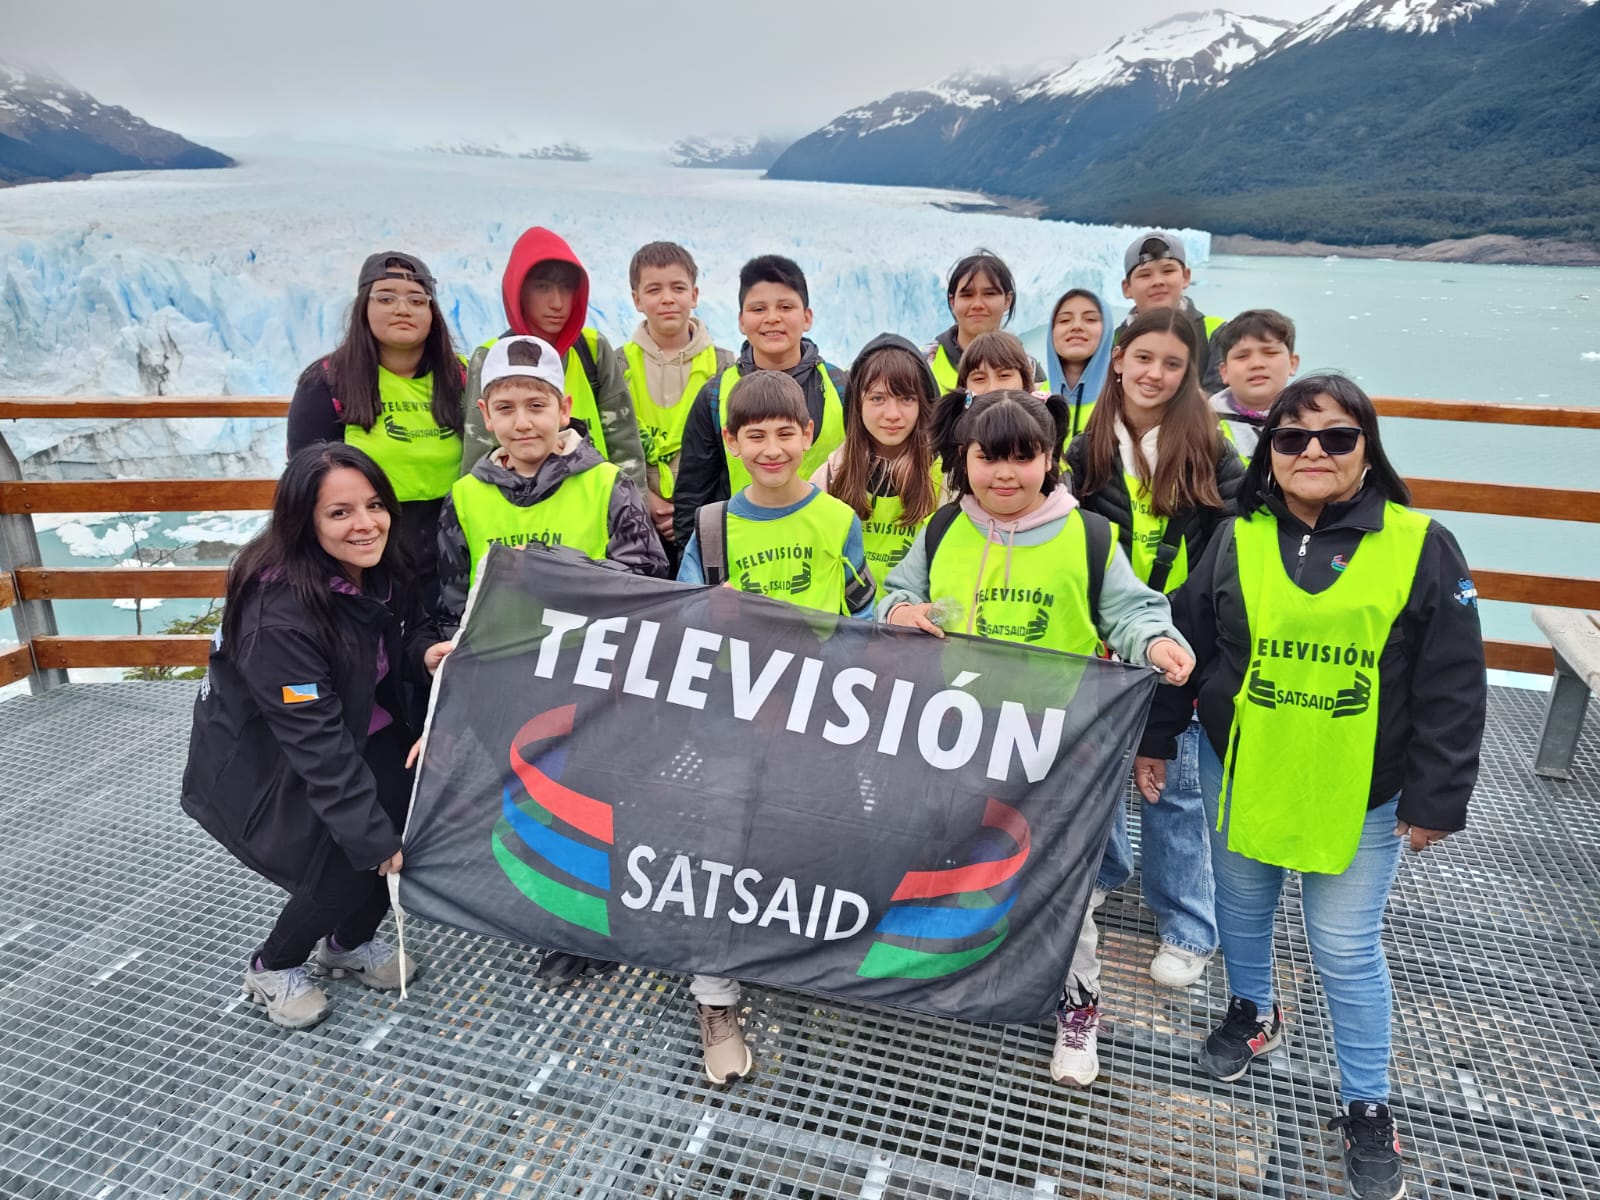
0, 682, 1597, 1199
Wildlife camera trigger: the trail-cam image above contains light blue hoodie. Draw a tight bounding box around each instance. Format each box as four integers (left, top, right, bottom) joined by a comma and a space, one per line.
1044, 288, 1115, 440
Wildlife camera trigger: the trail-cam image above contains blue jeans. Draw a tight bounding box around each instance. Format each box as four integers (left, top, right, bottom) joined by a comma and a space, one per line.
1096, 719, 1218, 957
1199, 735, 1402, 1106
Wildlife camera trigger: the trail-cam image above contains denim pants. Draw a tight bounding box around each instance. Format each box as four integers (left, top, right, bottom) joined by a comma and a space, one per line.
1199, 735, 1402, 1106
1096, 719, 1219, 957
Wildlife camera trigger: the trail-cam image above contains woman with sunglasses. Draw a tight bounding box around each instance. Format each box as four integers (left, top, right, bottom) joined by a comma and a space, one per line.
288, 251, 466, 622
1134, 375, 1485, 1200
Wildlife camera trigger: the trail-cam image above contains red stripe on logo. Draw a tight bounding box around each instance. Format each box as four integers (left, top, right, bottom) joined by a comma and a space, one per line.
889, 798, 1031, 901
509, 705, 615, 845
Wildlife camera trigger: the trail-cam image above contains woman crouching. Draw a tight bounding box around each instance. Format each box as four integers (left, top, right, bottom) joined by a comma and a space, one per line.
182, 443, 434, 1028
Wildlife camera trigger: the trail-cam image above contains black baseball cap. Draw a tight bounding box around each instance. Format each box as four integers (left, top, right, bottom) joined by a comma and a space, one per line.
1123, 232, 1187, 278
358, 250, 435, 293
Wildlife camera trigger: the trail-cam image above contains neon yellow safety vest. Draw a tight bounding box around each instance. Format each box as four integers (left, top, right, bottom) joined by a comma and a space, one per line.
1221, 504, 1431, 874
451, 463, 618, 586
717, 365, 846, 491
725, 491, 856, 615
927, 508, 1105, 655
342, 368, 460, 502
855, 463, 943, 602
620, 341, 718, 500
928, 341, 958, 392
1123, 472, 1193, 594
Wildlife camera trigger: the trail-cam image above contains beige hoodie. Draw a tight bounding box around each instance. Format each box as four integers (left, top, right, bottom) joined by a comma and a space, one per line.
622, 318, 735, 495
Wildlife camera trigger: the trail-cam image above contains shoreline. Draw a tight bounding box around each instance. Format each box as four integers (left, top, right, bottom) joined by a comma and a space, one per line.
1211, 233, 1600, 268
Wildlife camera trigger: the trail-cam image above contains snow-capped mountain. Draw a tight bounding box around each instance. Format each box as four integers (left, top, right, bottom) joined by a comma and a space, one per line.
1018, 11, 1294, 100
1276, 0, 1583, 47
767, 12, 1291, 190
0, 61, 232, 185
670, 135, 792, 169
816, 72, 1016, 140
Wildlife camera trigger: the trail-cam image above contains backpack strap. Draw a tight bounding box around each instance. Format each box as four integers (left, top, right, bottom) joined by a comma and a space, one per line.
696, 502, 731, 586
1145, 511, 1199, 595
1080, 510, 1113, 632
922, 502, 963, 564
320, 358, 344, 419
573, 329, 602, 393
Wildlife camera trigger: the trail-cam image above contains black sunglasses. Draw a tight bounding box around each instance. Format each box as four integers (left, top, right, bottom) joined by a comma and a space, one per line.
1268, 426, 1363, 456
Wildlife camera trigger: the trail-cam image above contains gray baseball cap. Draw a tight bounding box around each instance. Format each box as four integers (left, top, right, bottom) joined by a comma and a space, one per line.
358, 250, 435, 293
1123, 233, 1187, 278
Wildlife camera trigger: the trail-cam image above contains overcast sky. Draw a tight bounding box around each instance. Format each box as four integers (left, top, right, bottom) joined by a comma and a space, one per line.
8, 0, 1334, 148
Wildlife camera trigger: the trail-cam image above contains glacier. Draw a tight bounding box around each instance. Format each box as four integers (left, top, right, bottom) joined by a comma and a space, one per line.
0, 139, 1208, 477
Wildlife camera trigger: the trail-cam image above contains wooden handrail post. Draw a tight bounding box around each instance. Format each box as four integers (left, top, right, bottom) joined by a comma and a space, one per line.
0, 430, 67, 692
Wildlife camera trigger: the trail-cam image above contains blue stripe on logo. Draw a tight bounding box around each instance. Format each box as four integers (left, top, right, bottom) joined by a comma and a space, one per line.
873, 893, 1018, 940
500, 787, 611, 891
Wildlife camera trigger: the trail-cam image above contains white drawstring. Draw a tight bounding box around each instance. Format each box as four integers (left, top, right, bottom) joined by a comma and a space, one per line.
386, 872, 409, 1001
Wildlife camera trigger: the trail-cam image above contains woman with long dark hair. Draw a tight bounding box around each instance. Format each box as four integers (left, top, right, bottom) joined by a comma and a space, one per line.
182, 443, 442, 1029
1136, 375, 1485, 1199
287, 250, 465, 615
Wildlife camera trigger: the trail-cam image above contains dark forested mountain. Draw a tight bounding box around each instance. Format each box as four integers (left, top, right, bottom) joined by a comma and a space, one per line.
0, 62, 233, 186
768, 12, 1294, 192
1044, 0, 1600, 245
770, 0, 1600, 247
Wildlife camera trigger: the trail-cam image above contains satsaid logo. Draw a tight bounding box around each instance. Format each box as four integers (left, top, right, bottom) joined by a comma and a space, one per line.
493, 705, 615, 935
495, 703, 1032, 980
858, 797, 1031, 980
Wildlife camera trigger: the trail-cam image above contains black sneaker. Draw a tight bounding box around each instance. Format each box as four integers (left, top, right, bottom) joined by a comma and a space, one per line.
534, 951, 616, 987
1328, 1101, 1406, 1199
1198, 995, 1285, 1081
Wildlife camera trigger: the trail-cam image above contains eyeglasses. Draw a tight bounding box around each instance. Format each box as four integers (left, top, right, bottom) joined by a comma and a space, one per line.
1268, 426, 1363, 456
369, 292, 431, 310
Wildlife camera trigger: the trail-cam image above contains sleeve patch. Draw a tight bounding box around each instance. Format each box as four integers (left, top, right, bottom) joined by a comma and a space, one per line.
281, 683, 321, 704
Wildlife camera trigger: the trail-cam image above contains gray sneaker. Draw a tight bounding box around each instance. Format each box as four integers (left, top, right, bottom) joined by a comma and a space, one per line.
243, 962, 331, 1029
311, 937, 419, 991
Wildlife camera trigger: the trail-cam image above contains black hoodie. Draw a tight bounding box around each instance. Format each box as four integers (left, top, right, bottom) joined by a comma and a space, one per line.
671, 337, 848, 547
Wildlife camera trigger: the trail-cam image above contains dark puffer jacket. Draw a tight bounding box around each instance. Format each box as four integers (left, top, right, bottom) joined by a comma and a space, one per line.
180, 572, 418, 892
1063, 432, 1246, 587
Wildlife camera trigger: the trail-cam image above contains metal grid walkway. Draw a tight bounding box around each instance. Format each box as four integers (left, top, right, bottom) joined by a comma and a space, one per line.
1, 682, 1596, 1199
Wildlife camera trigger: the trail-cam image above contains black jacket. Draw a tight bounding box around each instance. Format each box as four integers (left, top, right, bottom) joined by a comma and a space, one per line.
671, 338, 849, 547
1063, 433, 1246, 584
1141, 485, 1486, 832
181, 572, 420, 892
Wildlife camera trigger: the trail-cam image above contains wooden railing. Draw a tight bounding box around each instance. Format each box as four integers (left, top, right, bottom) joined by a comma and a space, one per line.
2, 394, 1598, 690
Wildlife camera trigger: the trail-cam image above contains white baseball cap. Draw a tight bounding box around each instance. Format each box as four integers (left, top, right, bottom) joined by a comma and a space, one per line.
481, 335, 565, 395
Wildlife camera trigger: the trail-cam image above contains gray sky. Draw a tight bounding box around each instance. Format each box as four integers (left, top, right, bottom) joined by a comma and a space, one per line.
7, 0, 1334, 148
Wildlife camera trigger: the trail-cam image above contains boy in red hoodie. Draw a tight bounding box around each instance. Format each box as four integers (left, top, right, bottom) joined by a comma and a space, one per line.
462, 227, 647, 492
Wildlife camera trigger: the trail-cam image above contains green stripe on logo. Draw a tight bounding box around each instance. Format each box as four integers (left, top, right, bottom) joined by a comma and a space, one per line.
491, 824, 610, 935
856, 926, 1006, 980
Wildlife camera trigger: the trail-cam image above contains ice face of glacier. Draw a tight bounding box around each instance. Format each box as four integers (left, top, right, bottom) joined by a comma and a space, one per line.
0, 140, 1209, 475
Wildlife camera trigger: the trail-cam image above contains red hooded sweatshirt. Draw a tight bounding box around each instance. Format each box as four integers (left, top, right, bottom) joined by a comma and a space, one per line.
501, 226, 590, 355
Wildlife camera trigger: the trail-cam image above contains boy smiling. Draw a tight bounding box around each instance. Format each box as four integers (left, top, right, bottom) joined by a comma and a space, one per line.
674, 369, 873, 1086
671, 255, 848, 547
435, 336, 664, 638
1117, 232, 1227, 393
618, 242, 736, 556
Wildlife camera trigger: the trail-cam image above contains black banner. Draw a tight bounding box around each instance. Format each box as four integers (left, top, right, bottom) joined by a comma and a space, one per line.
400, 545, 1156, 1023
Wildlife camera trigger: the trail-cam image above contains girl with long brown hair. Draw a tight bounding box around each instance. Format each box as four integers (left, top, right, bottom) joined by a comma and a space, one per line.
1065, 305, 1245, 996
811, 334, 942, 599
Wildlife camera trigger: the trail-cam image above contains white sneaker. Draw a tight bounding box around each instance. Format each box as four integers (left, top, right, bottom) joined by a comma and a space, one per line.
1149, 944, 1212, 988
1051, 1001, 1101, 1087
